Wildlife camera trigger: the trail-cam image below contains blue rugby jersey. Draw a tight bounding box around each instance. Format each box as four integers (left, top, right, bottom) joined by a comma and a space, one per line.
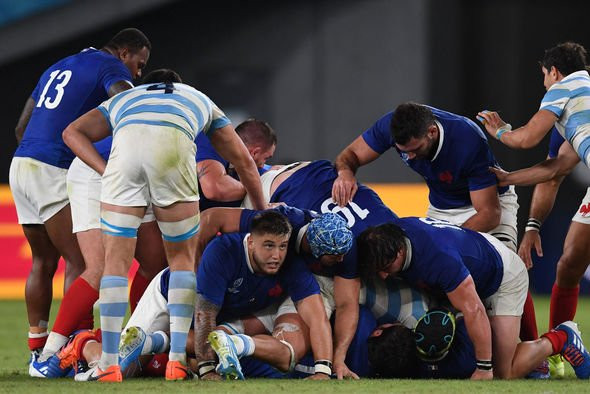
269, 160, 398, 279
548, 127, 565, 159
540, 70, 590, 166
14, 48, 131, 168
196, 233, 319, 322
394, 217, 503, 299
362, 106, 509, 209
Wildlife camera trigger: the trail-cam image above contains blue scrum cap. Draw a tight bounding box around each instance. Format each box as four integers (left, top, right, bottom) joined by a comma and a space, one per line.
306, 213, 353, 258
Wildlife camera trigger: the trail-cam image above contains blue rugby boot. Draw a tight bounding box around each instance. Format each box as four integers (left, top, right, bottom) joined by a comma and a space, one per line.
556, 321, 590, 379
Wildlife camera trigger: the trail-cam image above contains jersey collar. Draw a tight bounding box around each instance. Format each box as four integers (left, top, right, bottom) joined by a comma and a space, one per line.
295, 223, 310, 254
431, 120, 445, 162
243, 233, 255, 274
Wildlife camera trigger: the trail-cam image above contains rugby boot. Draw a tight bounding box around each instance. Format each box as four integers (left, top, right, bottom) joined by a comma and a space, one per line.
208, 330, 245, 380
556, 321, 590, 379
74, 364, 122, 382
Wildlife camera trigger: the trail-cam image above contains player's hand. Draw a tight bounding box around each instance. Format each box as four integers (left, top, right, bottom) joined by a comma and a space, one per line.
489, 166, 511, 187
200, 371, 222, 380
477, 110, 508, 138
332, 170, 358, 207
333, 361, 360, 380
267, 202, 286, 209
305, 373, 331, 380
470, 369, 493, 380
518, 230, 543, 270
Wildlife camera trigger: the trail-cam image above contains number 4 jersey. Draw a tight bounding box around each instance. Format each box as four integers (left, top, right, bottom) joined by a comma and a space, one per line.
14, 48, 132, 169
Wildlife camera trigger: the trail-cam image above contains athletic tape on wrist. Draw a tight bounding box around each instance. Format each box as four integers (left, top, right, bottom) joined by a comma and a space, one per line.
495, 123, 512, 140
314, 359, 333, 376
476, 359, 493, 371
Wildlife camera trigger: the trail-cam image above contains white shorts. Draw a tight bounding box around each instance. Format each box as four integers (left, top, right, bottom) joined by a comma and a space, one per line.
124, 270, 169, 334
9, 157, 69, 224
573, 187, 590, 224
101, 124, 199, 208
221, 297, 297, 334
67, 158, 156, 233
480, 233, 528, 317
427, 186, 519, 252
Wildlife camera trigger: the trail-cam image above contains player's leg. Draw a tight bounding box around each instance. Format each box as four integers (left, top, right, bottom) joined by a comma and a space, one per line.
131, 219, 167, 312
488, 315, 521, 378
152, 201, 199, 380
22, 224, 60, 351
550, 222, 590, 327
95, 204, 144, 380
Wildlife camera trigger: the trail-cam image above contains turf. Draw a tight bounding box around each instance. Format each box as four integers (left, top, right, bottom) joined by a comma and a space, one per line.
1, 297, 590, 393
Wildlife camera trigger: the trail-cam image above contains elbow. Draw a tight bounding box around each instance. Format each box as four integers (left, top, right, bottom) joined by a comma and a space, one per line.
62, 125, 75, 149
477, 207, 501, 231
199, 182, 224, 201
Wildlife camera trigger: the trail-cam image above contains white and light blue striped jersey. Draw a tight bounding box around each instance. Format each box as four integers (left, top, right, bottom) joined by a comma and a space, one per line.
540, 70, 590, 167
97, 82, 231, 141
359, 277, 430, 329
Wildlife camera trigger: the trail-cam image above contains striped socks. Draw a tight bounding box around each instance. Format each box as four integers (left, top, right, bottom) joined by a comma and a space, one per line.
98, 276, 128, 369
167, 271, 196, 363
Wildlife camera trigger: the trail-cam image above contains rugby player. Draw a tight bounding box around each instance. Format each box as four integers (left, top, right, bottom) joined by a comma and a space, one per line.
10, 28, 151, 372
357, 217, 590, 379
193, 210, 334, 380
62, 70, 265, 382
478, 41, 590, 377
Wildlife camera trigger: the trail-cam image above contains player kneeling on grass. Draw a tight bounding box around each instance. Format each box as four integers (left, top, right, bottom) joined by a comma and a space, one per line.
358, 217, 590, 379
194, 210, 338, 380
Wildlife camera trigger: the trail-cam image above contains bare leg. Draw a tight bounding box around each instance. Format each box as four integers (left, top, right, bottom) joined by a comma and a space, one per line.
251, 313, 310, 372
43, 205, 85, 291
135, 221, 167, 278
489, 315, 521, 379
23, 224, 60, 333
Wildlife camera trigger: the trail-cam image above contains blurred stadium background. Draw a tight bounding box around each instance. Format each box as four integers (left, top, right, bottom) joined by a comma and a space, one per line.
0, 0, 589, 297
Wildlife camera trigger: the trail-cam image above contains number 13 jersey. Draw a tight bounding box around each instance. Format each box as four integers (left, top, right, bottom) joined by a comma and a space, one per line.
14, 48, 132, 168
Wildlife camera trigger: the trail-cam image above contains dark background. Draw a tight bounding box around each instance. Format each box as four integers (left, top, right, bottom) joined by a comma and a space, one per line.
1, 0, 589, 292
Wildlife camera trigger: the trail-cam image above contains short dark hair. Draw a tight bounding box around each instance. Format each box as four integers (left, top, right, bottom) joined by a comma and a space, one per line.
141, 69, 182, 84
236, 118, 277, 149
105, 28, 151, 53
390, 102, 436, 145
540, 42, 589, 76
357, 223, 406, 279
250, 210, 292, 238
367, 324, 420, 378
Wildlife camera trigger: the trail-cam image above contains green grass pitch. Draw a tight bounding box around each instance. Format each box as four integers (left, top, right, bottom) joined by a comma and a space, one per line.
1, 297, 590, 393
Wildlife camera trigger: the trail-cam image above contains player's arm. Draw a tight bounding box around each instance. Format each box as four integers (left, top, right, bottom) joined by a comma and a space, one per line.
195, 208, 242, 268
490, 142, 580, 187
62, 108, 111, 175
14, 97, 36, 144
461, 185, 501, 232
197, 159, 246, 201
518, 158, 565, 269
477, 109, 557, 149
446, 275, 493, 380
107, 80, 133, 97
332, 276, 361, 379
332, 136, 381, 206
193, 294, 222, 380
295, 294, 334, 380
210, 125, 266, 210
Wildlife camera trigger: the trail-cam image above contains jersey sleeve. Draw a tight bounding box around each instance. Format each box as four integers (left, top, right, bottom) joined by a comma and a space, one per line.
205, 103, 232, 136
361, 112, 395, 154
548, 127, 565, 158
281, 256, 320, 302
97, 95, 117, 132
196, 131, 226, 163
98, 59, 133, 94
540, 83, 571, 118
239, 205, 315, 234
428, 250, 470, 293
196, 239, 233, 306
463, 136, 500, 191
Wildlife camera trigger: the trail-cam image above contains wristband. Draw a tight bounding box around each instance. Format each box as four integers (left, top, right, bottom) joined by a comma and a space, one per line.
476, 359, 493, 371
525, 217, 542, 232
197, 360, 216, 378
314, 359, 333, 376
495, 123, 512, 140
